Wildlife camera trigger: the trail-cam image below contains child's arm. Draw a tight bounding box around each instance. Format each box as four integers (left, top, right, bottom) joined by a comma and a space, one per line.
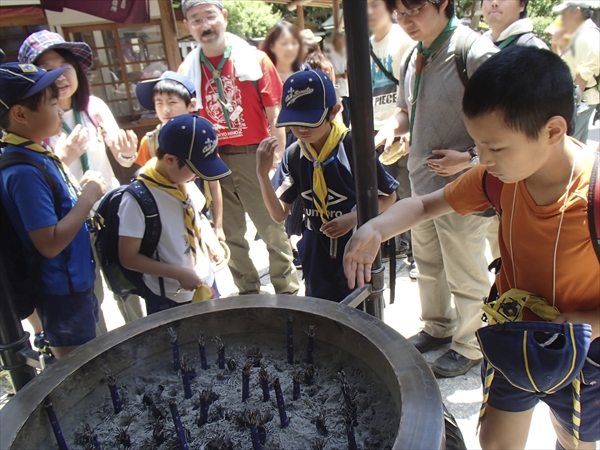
256, 136, 291, 223
119, 236, 202, 291
208, 180, 225, 241
553, 310, 600, 341
343, 188, 454, 288
28, 171, 105, 259
374, 108, 410, 153
198, 212, 225, 266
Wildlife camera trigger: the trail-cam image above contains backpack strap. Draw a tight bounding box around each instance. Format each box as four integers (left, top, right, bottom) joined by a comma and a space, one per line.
402, 45, 418, 83
588, 152, 600, 263
371, 43, 399, 86
482, 170, 504, 217
454, 29, 480, 88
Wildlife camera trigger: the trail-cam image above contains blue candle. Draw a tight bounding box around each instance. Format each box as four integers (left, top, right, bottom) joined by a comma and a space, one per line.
305, 325, 317, 365
248, 411, 262, 450
273, 378, 289, 428
345, 414, 358, 450
242, 364, 251, 402
43, 398, 69, 450
106, 375, 122, 414
286, 317, 294, 364
181, 357, 193, 400
198, 389, 211, 426
197, 332, 208, 370
259, 366, 270, 402
169, 399, 190, 450
168, 327, 180, 372
293, 371, 302, 401
213, 335, 225, 370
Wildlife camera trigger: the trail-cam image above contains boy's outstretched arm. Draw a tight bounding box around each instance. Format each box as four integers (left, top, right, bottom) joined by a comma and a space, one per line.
119, 236, 202, 291
256, 136, 291, 224
343, 188, 454, 289
208, 180, 224, 241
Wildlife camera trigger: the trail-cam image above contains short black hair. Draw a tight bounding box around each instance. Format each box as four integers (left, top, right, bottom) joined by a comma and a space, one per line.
384, 0, 455, 19
156, 147, 186, 169
0, 84, 59, 131
463, 46, 574, 140
153, 79, 192, 106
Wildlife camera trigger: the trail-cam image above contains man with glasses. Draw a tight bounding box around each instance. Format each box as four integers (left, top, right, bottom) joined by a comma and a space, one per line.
179, 0, 299, 296
378, 0, 498, 377
482, 0, 548, 49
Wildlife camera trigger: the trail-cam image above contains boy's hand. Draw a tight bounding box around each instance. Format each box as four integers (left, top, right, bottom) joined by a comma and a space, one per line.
79, 171, 106, 204
177, 268, 203, 292
55, 124, 89, 164
428, 149, 470, 177
553, 310, 600, 340
343, 223, 382, 289
256, 136, 278, 178
215, 226, 226, 242
209, 240, 226, 266
320, 213, 357, 239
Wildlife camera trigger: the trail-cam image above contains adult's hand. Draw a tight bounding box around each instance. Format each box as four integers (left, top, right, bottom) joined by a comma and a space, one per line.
54, 124, 89, 166
428, 149, 470, 177
343, 223, 383, 289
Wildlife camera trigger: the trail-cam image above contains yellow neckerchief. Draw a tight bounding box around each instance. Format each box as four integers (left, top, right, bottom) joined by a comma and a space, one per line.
482, 288, 560, 324
137, 158, 202, 264
297, 120, 349, 223
0, 131, 102, 229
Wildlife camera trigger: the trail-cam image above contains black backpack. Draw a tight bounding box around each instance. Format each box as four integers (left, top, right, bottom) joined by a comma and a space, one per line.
0, 151, 63, 320
94, 180, 163, 297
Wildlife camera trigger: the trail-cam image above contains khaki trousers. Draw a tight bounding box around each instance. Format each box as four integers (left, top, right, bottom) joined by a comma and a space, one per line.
219, 145, 299, 295
412, 211, 492, 360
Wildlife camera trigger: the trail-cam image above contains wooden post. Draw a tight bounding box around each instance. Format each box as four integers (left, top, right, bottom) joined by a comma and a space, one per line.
333, 0, 340, 33
158, 0, 182, 70
297, 5, 305, 30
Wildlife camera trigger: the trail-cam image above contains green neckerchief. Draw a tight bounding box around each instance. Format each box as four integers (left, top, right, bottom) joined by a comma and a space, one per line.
61, 97, 90, 173
409, 16, 459, 145
200, 45, 234, 131
497, 33, 521, 49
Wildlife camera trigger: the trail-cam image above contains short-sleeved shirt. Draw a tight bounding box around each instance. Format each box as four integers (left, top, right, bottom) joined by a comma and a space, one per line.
198, 50, 282, 147
273, 134, 399, 233
0, 146, 95, 295
118, 180, 214, 302
397, 25, 498, 195
371, 24, 415, 131
444, 146, 600, 317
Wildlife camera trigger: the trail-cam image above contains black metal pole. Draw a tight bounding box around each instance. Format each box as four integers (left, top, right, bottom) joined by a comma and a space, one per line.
343, 0, 385, 320
0, 257, 37, 392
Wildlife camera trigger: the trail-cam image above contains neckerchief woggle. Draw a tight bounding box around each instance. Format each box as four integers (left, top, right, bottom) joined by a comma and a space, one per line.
298, 120, 349, 223
200, 46, 234, 131
409, 16, 459, 145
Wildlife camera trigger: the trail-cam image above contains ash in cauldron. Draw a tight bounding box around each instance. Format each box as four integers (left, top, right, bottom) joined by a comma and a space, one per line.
0, 296, 446, 450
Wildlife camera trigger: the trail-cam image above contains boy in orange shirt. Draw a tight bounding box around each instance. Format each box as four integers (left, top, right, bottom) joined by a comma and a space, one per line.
344, 46, 599, 450
135, 72, 225, 240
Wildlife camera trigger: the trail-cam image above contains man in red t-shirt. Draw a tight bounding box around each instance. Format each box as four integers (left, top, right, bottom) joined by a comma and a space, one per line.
180, 0, 298, 295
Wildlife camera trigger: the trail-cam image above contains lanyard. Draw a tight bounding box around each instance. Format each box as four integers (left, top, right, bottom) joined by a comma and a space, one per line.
409, 17, 459, 145
200, 46, 234, 130
61, 99, 90, 173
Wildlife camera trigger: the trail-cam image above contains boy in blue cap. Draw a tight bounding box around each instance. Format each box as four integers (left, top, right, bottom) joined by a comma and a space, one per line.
344, 47, 600, 450
257, 69, 398, 301
119, 114, 231, 314
0, 62, 106, 358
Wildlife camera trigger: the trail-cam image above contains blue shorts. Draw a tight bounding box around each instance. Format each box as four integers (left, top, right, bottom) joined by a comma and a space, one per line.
142, 282, 220, 315
37, 287, 98, 348
484, 338, 600, 442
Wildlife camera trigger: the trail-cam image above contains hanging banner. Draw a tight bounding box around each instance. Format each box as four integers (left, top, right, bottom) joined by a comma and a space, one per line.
40, 0, 150, 24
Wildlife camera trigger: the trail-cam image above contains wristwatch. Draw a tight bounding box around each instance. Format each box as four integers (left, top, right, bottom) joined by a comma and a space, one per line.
468, 147, 479, 167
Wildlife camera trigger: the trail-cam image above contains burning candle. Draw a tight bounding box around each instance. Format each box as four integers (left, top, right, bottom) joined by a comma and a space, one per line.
44, 398, 68, 450
213, 335, 225, 370
273, 378, 289, 428
169, 399, 190, 450
293, 371, 302, 401
168, 327, 180, 372
259, 366, 270, 402
286, 317, 294, 364
197, 332, 208, 370
106, 374, 122, 414
198, 389, 211, 426
242, 364, 251, 402
180, 356, 193, 400
305, 325, 317, 365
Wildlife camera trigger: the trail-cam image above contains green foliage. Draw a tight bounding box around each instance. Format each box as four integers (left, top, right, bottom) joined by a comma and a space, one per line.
222, 1, 282, 38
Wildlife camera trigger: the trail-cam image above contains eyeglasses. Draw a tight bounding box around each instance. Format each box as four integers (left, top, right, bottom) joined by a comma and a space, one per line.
396, 1, 430, 17
186, 12, 220, 28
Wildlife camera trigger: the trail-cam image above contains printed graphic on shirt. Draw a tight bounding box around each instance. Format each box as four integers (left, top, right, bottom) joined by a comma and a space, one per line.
204, 75, 247, 140
371, 53, 398, 108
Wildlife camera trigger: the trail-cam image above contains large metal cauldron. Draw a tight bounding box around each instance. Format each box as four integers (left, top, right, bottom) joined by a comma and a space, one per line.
0, 296, 445, 449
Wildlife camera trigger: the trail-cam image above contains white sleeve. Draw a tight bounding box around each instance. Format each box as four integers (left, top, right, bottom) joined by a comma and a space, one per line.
186, 181, 206, 212
89, 96, 120, 147
118, 191, 146, 238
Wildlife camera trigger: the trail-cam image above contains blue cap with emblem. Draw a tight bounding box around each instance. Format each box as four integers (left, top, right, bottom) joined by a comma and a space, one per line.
135, 71, 197, 112
158, 114, 231, 181
276, 69, 338, 129
0, 62, 68, 116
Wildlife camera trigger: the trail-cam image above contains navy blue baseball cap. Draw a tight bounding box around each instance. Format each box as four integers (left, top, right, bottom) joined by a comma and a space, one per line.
136, 71, 196, 111
0, 62, 68, 116
159, 114, 231, 181
276, 69, 338, 128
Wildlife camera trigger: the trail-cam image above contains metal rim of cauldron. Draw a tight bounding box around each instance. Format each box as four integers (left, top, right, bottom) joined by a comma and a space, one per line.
0, 295, 445, 450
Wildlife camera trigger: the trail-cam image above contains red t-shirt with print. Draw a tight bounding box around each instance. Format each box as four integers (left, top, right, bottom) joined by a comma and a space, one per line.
198, 50, 282, 147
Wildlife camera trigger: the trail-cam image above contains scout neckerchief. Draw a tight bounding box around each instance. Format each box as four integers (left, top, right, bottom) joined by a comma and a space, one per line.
138, 158, 202, 264
200, 46, 234, 131
298, 120, 349, 223
61, 97, 91, 173
496, 33, 520, 49
0, 131, 101, 230
409, 16, 459, 145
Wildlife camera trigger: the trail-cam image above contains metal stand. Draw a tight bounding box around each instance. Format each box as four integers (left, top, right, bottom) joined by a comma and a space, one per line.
343, 0, 385, 320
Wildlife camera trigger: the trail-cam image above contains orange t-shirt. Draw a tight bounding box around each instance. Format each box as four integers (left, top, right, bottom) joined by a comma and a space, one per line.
444, 151, 600, 317
135, 134, 151, 167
